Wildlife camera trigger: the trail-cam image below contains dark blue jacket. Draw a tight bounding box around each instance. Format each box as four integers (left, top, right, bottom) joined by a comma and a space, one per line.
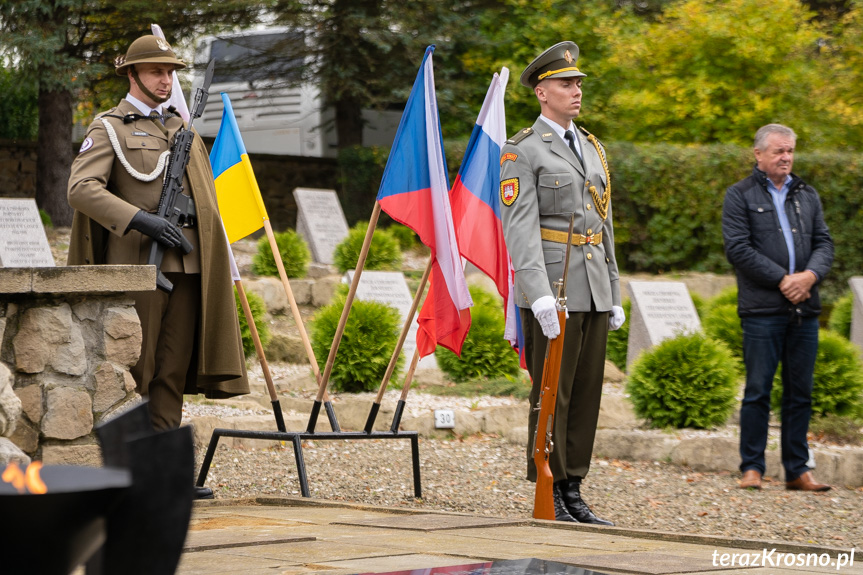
722, 165, 834, 318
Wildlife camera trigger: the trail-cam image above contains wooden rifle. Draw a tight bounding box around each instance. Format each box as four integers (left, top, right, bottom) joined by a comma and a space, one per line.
532, 212, 576, 520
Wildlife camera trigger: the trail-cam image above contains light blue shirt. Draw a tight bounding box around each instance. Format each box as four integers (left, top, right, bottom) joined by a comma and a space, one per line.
125, 93, 163, 118
767, 175, 795, 273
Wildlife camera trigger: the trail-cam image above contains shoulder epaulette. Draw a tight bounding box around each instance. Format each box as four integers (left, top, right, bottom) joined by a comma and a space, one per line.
578, 126, 604, 147
95, 107, 120, 121
506, 127, 533, 145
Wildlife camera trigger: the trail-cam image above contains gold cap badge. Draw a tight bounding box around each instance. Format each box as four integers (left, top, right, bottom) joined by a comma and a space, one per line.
564, 50, 573, 64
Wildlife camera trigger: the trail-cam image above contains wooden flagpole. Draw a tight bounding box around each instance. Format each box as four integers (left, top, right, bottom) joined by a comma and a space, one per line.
306, 201, 382, 432
234, 278, 286, 432
262, 218, 339, 430
363, 258, 432, 433
390, 349, 420, 432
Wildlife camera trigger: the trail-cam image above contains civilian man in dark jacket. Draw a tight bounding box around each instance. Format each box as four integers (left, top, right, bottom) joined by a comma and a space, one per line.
722, 123, 834, 492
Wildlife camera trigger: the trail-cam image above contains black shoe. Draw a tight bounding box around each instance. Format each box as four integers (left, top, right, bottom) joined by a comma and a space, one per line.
194, 486, 214, 500
552, 482, 577, 522
561, 478, 614, 526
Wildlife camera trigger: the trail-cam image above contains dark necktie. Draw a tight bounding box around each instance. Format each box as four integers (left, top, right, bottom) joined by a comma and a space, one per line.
565, 130, 583, 166
149, 110, 168, 136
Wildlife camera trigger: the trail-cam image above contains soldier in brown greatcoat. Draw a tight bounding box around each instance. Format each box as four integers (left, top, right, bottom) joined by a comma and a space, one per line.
67, 36, 248, 499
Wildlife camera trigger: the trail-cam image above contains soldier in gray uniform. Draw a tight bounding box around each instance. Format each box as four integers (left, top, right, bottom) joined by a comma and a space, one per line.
500, 41, 624, 524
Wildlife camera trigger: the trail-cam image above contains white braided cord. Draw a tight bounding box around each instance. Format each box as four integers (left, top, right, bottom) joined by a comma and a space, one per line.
99, 117, 169, 182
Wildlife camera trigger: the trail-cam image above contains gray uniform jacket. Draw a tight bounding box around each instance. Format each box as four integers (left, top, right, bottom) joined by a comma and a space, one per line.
500, 118, 620, 312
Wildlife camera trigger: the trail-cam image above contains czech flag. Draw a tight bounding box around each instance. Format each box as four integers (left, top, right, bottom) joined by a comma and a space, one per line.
210, 93, 269, 244
449, 69, 525, 366
376, 46, 472, 357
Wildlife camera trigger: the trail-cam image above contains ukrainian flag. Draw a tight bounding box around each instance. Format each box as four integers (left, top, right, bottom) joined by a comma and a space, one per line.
210, 93, 269, 243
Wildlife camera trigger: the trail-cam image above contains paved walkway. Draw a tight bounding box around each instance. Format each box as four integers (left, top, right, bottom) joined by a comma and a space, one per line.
177, 498, 861, 575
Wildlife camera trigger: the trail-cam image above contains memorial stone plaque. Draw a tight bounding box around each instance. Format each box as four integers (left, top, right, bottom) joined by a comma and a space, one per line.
849, 277, 863, 353
0, 198, 55, 267
293, 188, 349, 265
626, 281, 701, 369
346, 270, 436, 369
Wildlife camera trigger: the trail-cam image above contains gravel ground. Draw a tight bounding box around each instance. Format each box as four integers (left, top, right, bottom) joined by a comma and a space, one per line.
46, 228, 862, 549
197, 430, 863, 549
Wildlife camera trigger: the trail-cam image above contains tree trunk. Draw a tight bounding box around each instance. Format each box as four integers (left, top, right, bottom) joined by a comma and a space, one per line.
334, 98, 364, 148
36, 87, 74, 227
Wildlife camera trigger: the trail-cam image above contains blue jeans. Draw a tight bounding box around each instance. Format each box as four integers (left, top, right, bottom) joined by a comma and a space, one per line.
739, 315, 819, 481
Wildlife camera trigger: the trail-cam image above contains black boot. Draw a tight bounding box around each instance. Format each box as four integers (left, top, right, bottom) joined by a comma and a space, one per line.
561, 478, 614, 526
552, 481, 577, 522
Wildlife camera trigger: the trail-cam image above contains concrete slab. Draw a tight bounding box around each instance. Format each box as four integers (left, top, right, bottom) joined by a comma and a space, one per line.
175, 499, 857, 575
334, 513, 526, 531
448, 525, 649, 552
176, 550, 301, 575
194, 539, 415, 564
310, 553, 488, 573
184, 531, 314, 552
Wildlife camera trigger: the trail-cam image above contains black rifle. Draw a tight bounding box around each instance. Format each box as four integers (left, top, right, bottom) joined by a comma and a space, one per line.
147, 59, 215, 293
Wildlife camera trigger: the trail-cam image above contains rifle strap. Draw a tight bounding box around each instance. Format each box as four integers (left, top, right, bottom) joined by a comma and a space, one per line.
100, 117, 170, 182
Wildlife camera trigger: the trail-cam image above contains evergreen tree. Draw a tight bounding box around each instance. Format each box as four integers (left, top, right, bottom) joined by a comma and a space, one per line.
0, 0, 270, 225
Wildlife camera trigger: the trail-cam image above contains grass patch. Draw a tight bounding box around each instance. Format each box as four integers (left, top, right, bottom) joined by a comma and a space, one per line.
809, 414, 863, 446
418, 374, 531, 400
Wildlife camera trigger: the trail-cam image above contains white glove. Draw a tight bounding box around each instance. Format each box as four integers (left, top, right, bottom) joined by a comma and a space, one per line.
609, 305, 626, 331
531, 295, 560, 339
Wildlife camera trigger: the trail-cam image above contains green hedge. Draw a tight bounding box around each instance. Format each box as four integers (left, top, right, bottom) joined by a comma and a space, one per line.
626, 332, 739, 429
309, 286, 403, 393
436, 285, 521, 383
338, 142, 862, 299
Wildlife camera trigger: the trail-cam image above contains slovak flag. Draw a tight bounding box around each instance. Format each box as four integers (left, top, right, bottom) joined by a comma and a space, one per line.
376, 46, 472, 357
449, 69, 525, 365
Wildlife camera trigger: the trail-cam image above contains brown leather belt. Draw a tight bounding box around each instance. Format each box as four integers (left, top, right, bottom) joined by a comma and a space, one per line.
540, 228, 602, 246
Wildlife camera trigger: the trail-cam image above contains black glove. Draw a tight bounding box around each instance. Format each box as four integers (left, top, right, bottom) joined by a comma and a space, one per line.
127, 210, 184, 248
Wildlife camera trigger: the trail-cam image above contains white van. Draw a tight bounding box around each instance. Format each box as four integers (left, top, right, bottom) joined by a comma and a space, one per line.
191, 27, 400, 157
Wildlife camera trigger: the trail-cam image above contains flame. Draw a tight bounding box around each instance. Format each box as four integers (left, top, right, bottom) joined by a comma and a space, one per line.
2, 462, 25, 492
2, 461, 47, 494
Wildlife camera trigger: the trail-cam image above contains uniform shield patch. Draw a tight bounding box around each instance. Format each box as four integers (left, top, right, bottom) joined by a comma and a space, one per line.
500, 178, 519, 206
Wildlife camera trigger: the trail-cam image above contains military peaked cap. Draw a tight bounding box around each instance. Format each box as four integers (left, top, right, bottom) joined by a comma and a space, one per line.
520, 41, 586, 88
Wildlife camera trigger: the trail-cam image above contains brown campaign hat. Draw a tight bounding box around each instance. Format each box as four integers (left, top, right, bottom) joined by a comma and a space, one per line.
520, 41, 586, 88
115, 35, 186, 76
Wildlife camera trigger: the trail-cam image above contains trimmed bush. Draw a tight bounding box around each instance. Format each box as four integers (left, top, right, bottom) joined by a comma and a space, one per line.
387, 223, 418, 251
828, 292, 853, 339
309, 287, 403, 393
702, 303, 743, 361
690, 292, 707, 320
437, 286, 521, 383
251, 229, 310, 278
703, 286, 738, 315
770, 329, 863, 419
235, 287, 270, 358
606, 298, 631, 370
333, 221, 402, 274
626, 333, 739, 429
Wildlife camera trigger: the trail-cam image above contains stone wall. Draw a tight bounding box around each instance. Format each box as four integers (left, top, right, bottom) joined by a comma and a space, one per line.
0, 266, 155, 467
